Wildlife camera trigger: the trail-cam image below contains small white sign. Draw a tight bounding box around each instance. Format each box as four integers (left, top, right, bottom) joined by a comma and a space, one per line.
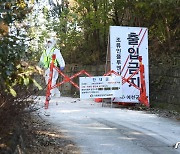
79, 76, 122, 99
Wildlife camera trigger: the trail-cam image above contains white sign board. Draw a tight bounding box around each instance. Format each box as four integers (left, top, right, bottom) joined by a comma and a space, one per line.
110, 26, 149, 103
79, 76, 122, 99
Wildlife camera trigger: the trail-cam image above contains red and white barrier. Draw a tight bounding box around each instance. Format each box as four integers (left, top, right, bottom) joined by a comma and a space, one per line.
45, 55, 149, 109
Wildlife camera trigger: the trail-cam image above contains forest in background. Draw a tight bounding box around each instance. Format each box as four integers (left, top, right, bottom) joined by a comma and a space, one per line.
57, 0, 179, 65
0, 0, 179, 119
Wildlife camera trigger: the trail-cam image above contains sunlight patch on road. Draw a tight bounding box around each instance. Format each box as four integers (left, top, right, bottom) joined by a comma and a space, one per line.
118, 137, 136, 140
100, 143, 114, 146
130, 131, 143, 135
85, 126, 117, 130
36, 130, 70, 139
58, 109, 82, 113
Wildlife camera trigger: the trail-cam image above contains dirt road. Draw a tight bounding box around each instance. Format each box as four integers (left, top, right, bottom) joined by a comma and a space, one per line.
36, 97, 180, 154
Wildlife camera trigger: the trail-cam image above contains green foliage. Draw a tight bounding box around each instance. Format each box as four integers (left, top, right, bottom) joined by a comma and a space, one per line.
52, 0, 113, 64
56, 13, 84, 63
50, 0, 179, 65
0, 1, 41, 97
131, 0, 179, 54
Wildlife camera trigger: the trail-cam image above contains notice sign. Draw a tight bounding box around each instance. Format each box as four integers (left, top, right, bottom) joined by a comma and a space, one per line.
110, 26, 149, 103
79, 76, 122, 99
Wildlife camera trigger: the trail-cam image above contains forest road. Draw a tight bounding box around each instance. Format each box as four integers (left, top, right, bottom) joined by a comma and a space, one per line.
36, 97, 180, 154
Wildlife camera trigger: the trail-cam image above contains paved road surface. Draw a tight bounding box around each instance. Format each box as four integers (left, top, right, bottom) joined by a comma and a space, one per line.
36, 97, 180, 154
